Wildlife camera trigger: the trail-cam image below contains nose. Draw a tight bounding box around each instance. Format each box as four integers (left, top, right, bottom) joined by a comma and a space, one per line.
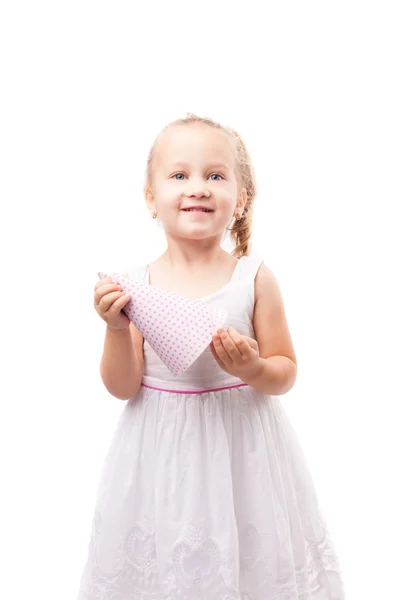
185, 178, 211, 198
187, 188, 211, 199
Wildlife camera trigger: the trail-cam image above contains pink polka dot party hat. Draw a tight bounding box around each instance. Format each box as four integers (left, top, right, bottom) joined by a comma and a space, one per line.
98, 272, 228, 376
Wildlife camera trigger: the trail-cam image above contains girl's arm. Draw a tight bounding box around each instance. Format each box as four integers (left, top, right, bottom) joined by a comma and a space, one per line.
100, 324, 143, 400
99, 272, 144, 400
249, 264, 297, 395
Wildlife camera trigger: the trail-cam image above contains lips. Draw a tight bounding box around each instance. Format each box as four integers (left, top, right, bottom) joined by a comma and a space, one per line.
182, 207, 214, 213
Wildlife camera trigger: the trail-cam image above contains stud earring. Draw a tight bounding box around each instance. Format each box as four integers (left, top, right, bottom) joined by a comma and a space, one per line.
152, 212, 158, 219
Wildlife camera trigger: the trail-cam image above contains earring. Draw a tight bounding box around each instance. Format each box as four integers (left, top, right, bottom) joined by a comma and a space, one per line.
152, 212, 157, 219
235, 211, 242, 219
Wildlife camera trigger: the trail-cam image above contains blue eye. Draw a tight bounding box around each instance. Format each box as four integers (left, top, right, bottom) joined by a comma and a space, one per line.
172, 172, 223, 181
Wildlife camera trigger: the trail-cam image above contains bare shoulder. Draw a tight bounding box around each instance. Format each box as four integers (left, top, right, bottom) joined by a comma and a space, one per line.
254, 263, 285, 309
253, 262, 297, 364
254, 262, 276, 295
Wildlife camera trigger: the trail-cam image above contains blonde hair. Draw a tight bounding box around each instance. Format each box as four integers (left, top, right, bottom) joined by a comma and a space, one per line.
145, 113, 257, 258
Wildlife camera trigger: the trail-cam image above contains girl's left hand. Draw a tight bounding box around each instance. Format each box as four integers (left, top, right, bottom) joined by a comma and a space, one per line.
210, 327, 262, 381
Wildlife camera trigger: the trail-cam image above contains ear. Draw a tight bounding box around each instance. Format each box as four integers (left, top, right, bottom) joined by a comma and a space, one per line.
144, 186, 156, 214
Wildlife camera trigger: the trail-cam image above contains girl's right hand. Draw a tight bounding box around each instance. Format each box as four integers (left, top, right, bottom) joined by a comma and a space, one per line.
94, 277, 132, 331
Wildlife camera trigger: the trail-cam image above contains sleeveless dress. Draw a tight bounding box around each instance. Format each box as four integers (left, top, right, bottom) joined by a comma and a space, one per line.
76, 254, 346, 600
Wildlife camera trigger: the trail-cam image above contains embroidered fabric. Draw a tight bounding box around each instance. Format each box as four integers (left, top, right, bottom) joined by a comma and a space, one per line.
79, 509, 344, 600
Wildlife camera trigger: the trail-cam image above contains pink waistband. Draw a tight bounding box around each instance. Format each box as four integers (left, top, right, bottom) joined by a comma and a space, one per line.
141, 382, 249, 395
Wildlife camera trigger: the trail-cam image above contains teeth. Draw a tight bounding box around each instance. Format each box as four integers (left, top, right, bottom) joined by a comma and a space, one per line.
185, 208, 211, 212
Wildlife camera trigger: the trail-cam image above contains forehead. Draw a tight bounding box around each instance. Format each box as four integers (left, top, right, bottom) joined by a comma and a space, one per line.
155, 124, 236, 169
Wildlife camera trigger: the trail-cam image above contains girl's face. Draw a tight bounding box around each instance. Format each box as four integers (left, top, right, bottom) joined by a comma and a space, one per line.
145, 124, 247, 242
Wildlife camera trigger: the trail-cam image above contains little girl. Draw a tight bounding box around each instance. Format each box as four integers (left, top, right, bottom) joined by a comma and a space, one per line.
77, 114, 346, 599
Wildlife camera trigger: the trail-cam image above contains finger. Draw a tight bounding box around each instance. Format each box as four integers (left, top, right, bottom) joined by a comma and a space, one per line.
240, 334, 259, 349
101, 295, 131, 324
95, 277, 118, 291
95, 284, 121, 304
108, 292, 131, 315
226, 328, 255, 358
97, 289, 126, 312
228, 329, 259, 352
217, 329, 242, 360
210, 341, 225, 369
211, 334, 232, 364
95, 281, 123, 303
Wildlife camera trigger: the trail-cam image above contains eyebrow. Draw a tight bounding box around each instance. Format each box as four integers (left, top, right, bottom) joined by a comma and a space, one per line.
169, 161, 230, 171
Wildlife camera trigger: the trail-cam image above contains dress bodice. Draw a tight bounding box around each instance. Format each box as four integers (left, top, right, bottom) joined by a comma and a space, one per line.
126, 254, 264, 392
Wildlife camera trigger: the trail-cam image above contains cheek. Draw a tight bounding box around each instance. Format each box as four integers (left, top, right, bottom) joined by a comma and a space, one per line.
216, 180, 237, 199
217, 188, 237, 213
154, 182, 179, 206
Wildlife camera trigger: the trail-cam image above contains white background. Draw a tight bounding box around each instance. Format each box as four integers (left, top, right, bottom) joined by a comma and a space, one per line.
1, 1, 399, 598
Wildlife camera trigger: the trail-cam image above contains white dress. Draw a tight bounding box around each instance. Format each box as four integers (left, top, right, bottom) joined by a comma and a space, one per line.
76, 255, 346, 600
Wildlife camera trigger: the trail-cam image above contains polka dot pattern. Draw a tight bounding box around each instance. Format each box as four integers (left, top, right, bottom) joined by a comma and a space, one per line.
98, 271, 228, 377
